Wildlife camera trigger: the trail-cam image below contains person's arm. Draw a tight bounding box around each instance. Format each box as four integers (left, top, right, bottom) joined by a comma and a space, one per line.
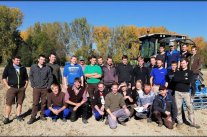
29, 65, 35, 88
23, 67, 29, 88
94, 105, 103, 114
150, 76, 154, 87
64, 91, 77, 106
47, 67, 53, 89
58, 66, 62, 84
2, 66, 10, 89
171, 97, 177, 122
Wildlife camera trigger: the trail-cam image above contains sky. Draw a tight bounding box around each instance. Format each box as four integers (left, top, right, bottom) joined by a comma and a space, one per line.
0, 1, 207, 40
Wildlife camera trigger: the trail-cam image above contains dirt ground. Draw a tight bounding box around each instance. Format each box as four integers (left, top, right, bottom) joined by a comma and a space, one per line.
0, 68, 207, 136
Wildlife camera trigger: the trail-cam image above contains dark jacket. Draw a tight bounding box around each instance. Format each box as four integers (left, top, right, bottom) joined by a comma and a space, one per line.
102, 65, 118, 85
119, 89, 133, 106
131, 88, 140, 104
166, 70, 176, 91
46, 63, 62, 84
92, 89, 109, 108
116, 63, 133, 83
180, 51, 192, 59
2, 64, 28, 88
152, 94, 177, 121
67, 86, 85, 103
132, 65, 149, 86
29, 64, 53, 89
189, 54, 203, 74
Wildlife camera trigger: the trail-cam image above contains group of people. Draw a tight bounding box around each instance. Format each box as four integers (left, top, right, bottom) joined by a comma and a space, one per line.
2, 42, 202, 130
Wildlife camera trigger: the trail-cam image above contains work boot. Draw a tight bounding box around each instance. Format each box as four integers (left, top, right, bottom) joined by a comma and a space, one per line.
105, 118, 109, 125
27, 117, 36, 125
16, 116, 24, 121
40, 116, 47, 121
52, 119, 57, 122
82, 119, 88, 124
3, 117, 10, 124
158, 121, 163, 127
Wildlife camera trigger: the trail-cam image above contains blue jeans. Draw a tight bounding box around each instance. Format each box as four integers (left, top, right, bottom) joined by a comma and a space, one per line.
44, 106, 71, 119
93, 109, 102, 120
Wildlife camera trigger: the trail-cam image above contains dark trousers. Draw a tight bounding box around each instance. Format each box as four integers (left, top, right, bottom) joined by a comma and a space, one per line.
152, 110, 174, 129
86, 83, 98, 98
69, 102, 89, 122
31, 88, 48, 119
191, 74, 198, 95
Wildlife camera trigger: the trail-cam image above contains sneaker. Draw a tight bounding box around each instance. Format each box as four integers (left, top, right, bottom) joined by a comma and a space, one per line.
190, 124, 200, 129
3, 117, 10, 124
158, 121, 163, 127
52, 119, 57, 122
27, 118, 36, 125
40, 116, 47, 121
118, 120, 126, 126
82, 119, 88, 124
16, 116, 24, 121
62, 118, 67, 122
105, 119, 109, 125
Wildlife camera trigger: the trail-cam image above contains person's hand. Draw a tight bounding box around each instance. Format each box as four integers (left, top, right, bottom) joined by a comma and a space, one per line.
165, 111, 171, 116
99, 111, 104, 115
132, 86, 135, 90
73, 106, 78, 111
166, 116, 172, 122
7, 86, 11, 89
111, 114, 117, 121
143, 103, 149, 109
100, 105, 105, 111
124, 96, 129, 100
52, 109, 59, 115
76, 103, 82, 108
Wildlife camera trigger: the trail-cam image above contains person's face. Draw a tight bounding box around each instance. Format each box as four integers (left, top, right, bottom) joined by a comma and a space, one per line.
111, 85, 118, 94
52, 86, 59, 95
71, 57, 77, 64
159, 89, 167, 97
12, 58, 21, 66
156, 60, 163, 68
49, 55, 56, 63
182, 45, 187, 52
121, 85, 127, 91
191, 48, 197, 55
150, 58, 156, 66
170, 46, 174, 51
107, 58, 113, 66
122, 58, 128, 65
138, 59, 144, 66
144, 85, 151, 94
79, 60, 85, 65
90, 58, 96, 65
74, 81, 81, 88
135, 82, 142, 90
181, 60, 188, 69
159, 47, 165, 53
38, 57, 46, 65
171, 63, 177, 71
98, 84, 105, 92
98, 58, 103, 65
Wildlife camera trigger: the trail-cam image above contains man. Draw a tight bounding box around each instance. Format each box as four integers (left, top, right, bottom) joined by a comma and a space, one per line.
27, 54, 53, 124
189, 46, 203, 96
165, 41, 180, 69
152, 86, 177, 129
135, 84, 155, 120
65, 78, 89, 124
116, 55, 133, 87
132, 56, 149, 88
63, 55, 84, 89
2, 56, 29, 124
47, 53, 62, 85
92, 83, 109, 121
165, 61, 177, 96
156, 45, 166, 65
105, 82, 130, 129
84, 55, 102, 101
102, 56, 118, 91
79, 56, 86, 71
44, 84, 70, 122
147, 56, 157, 74
98, 56, 105, 67
180, 44, 191, 59
174, 58, 200, 128
150, 59, 168, 95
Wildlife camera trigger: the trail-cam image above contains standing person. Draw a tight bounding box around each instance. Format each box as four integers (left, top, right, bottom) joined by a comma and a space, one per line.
135, 84, 155, 121
132, 56, 149, 88
152, 86, 177, 129
189, 46, 203, 96
27, 55, 53, 124
165, 61, 178, 96
63, 55, 84, 89
165, 41, 181, 69
180, 44, 191, 59
102, 56, 118, 92
147, 56, 157, 74
174, 58, 200, 128
47, 53, 62, 85
98, 56, 104, 68
2, 56, 29, 124
105, 82, 130, 129
92, 83, 109, 121
150, 59, 168, 95
116, 55, 133, 88
84, 55, 102, 102
78, 56, 86, 71
156, 45, 166, 65
65, 78, 89, 124
44, 84, 70, 122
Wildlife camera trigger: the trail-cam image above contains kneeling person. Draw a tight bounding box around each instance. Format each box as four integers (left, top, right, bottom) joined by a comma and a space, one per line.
152, 86, 177, 129
105, 83, 130, 129
44, 84, 70, 122
65, 78, 89, 124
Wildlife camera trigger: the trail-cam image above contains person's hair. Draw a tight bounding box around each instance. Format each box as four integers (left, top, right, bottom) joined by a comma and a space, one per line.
156, 58, 163, 62
12, 55, 21, 60
138, 56, 144, 61
144, 83, 151, 87
191, 46, 197, 50
135, 80, 142, 86
71, 55, 77, 59
171, 61, 177, 65
112, 82, 119, 87
159, 85, 167, 91
74, 77, 81, 83
180, 58, 189, 63
107, 56, 112, 60
150, 56, 156, 60
122, 55, 128, 60
98, 82, 105, 87
182, 44, 187, 47
89, 55, 97, 60
38, 54, 46, 59
49, 52, 56, 57
50, 84, 59, 90
98, 56, 103, 59
160, 45, 165, 48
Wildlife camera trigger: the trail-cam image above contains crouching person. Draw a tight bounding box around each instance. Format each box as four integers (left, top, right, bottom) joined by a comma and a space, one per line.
135, 84, 155, 121
105, 82, 130, 129
152, 86, 177, 129
92, 83, 109, 121
44, 84, 70, 122
65, 78, 89, 124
